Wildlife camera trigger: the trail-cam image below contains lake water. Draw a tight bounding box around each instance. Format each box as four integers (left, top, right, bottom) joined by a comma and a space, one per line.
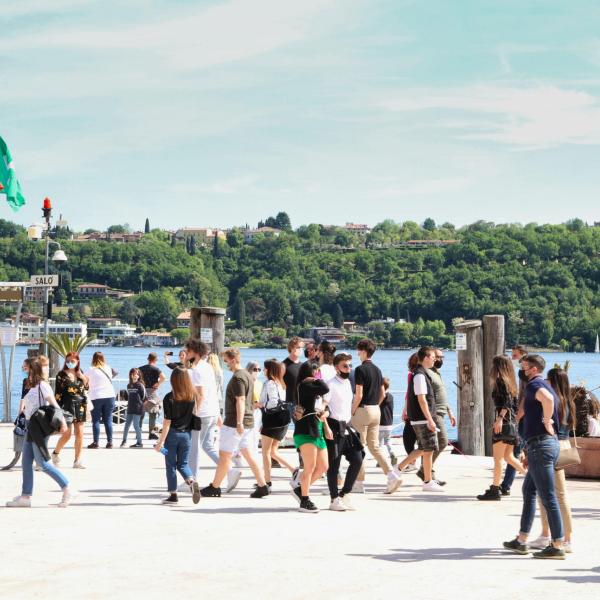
2, 347, 599, 438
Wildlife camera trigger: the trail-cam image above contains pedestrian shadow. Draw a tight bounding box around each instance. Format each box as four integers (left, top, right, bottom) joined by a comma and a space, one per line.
349, 547, 521, 562
178, 507, 295, 515
571, 507, 600, 520
535, 566, 600, 584
375, 494, 477, 503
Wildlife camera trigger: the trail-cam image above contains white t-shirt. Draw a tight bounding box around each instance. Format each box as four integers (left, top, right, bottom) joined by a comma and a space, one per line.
23, 382, 54, 419
588, 416, 600, 437
86, 366, 115, 400
413, 373, 428, 396
319, 364, 336, 383
188, 360, 219, 418
259, 380, 285, 410
326, 376, 353, 422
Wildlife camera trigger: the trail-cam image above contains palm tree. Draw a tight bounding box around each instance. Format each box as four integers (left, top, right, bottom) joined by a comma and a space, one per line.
45, 334, 93, 357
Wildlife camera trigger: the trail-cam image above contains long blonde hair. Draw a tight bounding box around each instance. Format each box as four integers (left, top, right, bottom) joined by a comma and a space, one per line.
207, 353, 222, 375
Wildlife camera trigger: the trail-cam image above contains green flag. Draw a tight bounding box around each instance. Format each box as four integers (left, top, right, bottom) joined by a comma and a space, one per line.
0, 136, 26, 211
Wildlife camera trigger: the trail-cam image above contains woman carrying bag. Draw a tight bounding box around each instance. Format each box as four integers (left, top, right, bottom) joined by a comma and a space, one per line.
52, 352, 89, 468
259, 359, 295, 488
86, 352, 117, 449
5, 360, 73, 508
154, 368, 201, 505
477, 355, 526, 501
528, 368, 576, 553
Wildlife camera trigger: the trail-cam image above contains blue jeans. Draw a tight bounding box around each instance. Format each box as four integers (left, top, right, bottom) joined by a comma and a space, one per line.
122, 413, 142, 444
91, 397, 115, 443
519, 436, 563, 541
164, 430, 193, 492
501, 421, 524, 490
22, 437, 69, 496
189, 416, 220, 479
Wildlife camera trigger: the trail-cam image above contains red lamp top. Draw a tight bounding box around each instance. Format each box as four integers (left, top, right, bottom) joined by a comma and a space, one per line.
0, 183, 4, 191
43, 197, 52, 209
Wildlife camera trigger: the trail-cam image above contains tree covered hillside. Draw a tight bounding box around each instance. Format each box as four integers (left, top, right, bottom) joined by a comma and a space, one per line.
0, 218, 599, 350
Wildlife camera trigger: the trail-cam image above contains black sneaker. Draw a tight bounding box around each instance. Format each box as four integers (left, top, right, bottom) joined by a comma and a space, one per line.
477, 485, 501, 501
250, 485, 269, 498
503, 537, 529, 555
200, 484, 222, 498
130, 443, 143, 448
254, 482, 272, 489
299, 498, 319, 513
500, 486, 511, 496
290, 485, 302, 505
271, 459, 282, 468
87, 442, 99, 449
161, 494, 178, 505
149, 433, 159, 440
416, 467, 424, 481
106, 442, 113, 449
533, 545, 566, 560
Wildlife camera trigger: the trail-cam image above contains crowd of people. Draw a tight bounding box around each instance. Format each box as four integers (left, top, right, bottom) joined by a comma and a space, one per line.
5, 337, 599, 556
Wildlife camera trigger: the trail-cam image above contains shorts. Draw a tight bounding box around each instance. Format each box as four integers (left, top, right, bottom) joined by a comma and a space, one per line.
412, 423, 439, 452
294, 422, 326, 450
219, 425, 254, 454
261, 425, 289, 442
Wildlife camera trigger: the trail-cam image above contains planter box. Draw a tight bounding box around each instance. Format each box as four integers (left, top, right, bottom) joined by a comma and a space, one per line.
565, 437, 600, 479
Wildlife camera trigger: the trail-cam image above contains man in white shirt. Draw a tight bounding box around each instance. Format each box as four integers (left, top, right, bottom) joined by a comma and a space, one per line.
325, 353, 365, 511
185, 339, 242, 493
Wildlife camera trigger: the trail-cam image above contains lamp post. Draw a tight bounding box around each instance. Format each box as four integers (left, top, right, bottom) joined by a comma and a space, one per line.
28, 198, 68, 354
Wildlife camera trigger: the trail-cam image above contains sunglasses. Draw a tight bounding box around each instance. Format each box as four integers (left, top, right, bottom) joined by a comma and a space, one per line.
339, 363, 352, 369
253, 368, 261, 372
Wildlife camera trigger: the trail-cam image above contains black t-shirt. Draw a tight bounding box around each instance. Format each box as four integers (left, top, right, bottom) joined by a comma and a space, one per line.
127, 382, 146, 415
355, 360, 383, 406
283, 358, 301, 405
163, 392, 194, 432
139, 364, 162, 388
380, 392, 394, 426
166, 361, 184, 370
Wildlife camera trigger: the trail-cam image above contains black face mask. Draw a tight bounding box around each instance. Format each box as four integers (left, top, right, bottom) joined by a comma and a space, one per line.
304, 348, 312, 359
518, 369, 528, 382
337, 371, 350, 380
434, 360, 443, 369
188, 356, 196, 365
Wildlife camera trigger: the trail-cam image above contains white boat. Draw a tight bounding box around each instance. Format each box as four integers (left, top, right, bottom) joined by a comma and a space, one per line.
595, 334, 599, 354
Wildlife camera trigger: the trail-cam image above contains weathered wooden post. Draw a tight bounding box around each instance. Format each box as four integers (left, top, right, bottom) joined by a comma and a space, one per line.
483, 315, 505, 456
455, 320, 485, 455
189, 306, 225, 356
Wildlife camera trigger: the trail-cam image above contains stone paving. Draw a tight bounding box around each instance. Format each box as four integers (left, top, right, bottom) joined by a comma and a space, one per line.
0, 424, 598, 599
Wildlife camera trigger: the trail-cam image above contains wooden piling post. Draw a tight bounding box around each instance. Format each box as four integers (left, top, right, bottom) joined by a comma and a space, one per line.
455, 319, 485, 455
482, 315, 505, 456
189, 307, 226, 356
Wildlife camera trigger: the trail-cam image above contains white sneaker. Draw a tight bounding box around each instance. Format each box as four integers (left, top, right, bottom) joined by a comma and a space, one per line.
529, 535, 551, 549
290, 468, 301, 489
329, 497, 347, 511
422, 480, 445, 492
177, 482, 190, 493
73, 461, 86, 469
351, 481, 365, 494
384, 471, 403, 494
402, 463, 417, 473
340, 494, 356, 510
563, 541, 572, 554
6, 496, 31, 508
58, 488, 76, 508
226, 469, 242, 493
51, 453, 60, 466
34, 465, 42, 472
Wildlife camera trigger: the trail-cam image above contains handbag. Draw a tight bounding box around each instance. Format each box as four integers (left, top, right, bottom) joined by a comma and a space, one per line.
262, 385, 291, 429
493, 407, 517, 443
555, 428, 581, 470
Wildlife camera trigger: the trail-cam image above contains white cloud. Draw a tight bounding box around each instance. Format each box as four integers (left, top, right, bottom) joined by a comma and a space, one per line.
1, 0, 98, 18
379, 84, 600, 149
0, 0, 337, 70
373, 177, 472, 198
171, 175, 260, 196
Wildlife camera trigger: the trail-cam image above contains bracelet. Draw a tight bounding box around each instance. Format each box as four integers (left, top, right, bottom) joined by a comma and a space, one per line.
541, 418, 554, 424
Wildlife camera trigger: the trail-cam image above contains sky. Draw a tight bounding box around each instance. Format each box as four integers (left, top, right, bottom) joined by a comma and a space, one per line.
1, 0, 600, 232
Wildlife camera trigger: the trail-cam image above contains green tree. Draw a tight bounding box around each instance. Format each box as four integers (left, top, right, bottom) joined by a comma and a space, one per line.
107, 224, 130, 234
333, 303, 344, 328
144, 218, 150, 234
423, 218, 436, 232
135, 289, 179, 330
275, 211, 292, 231
237, 296, 246, 329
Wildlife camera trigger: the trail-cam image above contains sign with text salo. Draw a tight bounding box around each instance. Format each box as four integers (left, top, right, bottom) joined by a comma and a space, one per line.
29, 274, 60, 287
455, 332, 467, 351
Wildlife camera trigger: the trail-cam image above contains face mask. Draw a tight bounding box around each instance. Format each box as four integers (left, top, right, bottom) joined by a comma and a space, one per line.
304, 348, 312, 359
337, 371, 350, 380
22, 367, 28, 373
66, 362, 77, 369
518, 369, 528, 382
512, 359, 521, 369
188, 357, 196, 365
434, 360, 443, 369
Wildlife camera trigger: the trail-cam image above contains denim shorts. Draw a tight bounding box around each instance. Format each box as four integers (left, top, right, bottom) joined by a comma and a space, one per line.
412, 423, 439, 452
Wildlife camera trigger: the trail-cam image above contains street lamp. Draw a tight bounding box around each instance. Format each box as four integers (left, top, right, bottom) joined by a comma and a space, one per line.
27, 198, 68, 352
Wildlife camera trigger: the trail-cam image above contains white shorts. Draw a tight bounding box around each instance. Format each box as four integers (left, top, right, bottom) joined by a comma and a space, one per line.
219, 425, 254, 454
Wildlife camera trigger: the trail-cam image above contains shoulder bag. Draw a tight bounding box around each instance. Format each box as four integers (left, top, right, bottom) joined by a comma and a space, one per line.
555, 426, 581, 470
262, 384, 291, 429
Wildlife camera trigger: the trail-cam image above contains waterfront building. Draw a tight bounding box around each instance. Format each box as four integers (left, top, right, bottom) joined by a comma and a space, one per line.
17, 321, 87, 341
176, 311, 191, 328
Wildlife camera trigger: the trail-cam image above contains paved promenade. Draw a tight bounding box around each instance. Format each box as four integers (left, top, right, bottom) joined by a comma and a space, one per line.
0, 424, 598, 599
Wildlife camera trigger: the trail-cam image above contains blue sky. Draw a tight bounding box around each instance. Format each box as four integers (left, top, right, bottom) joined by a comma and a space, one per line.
1, 0, 600, 232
